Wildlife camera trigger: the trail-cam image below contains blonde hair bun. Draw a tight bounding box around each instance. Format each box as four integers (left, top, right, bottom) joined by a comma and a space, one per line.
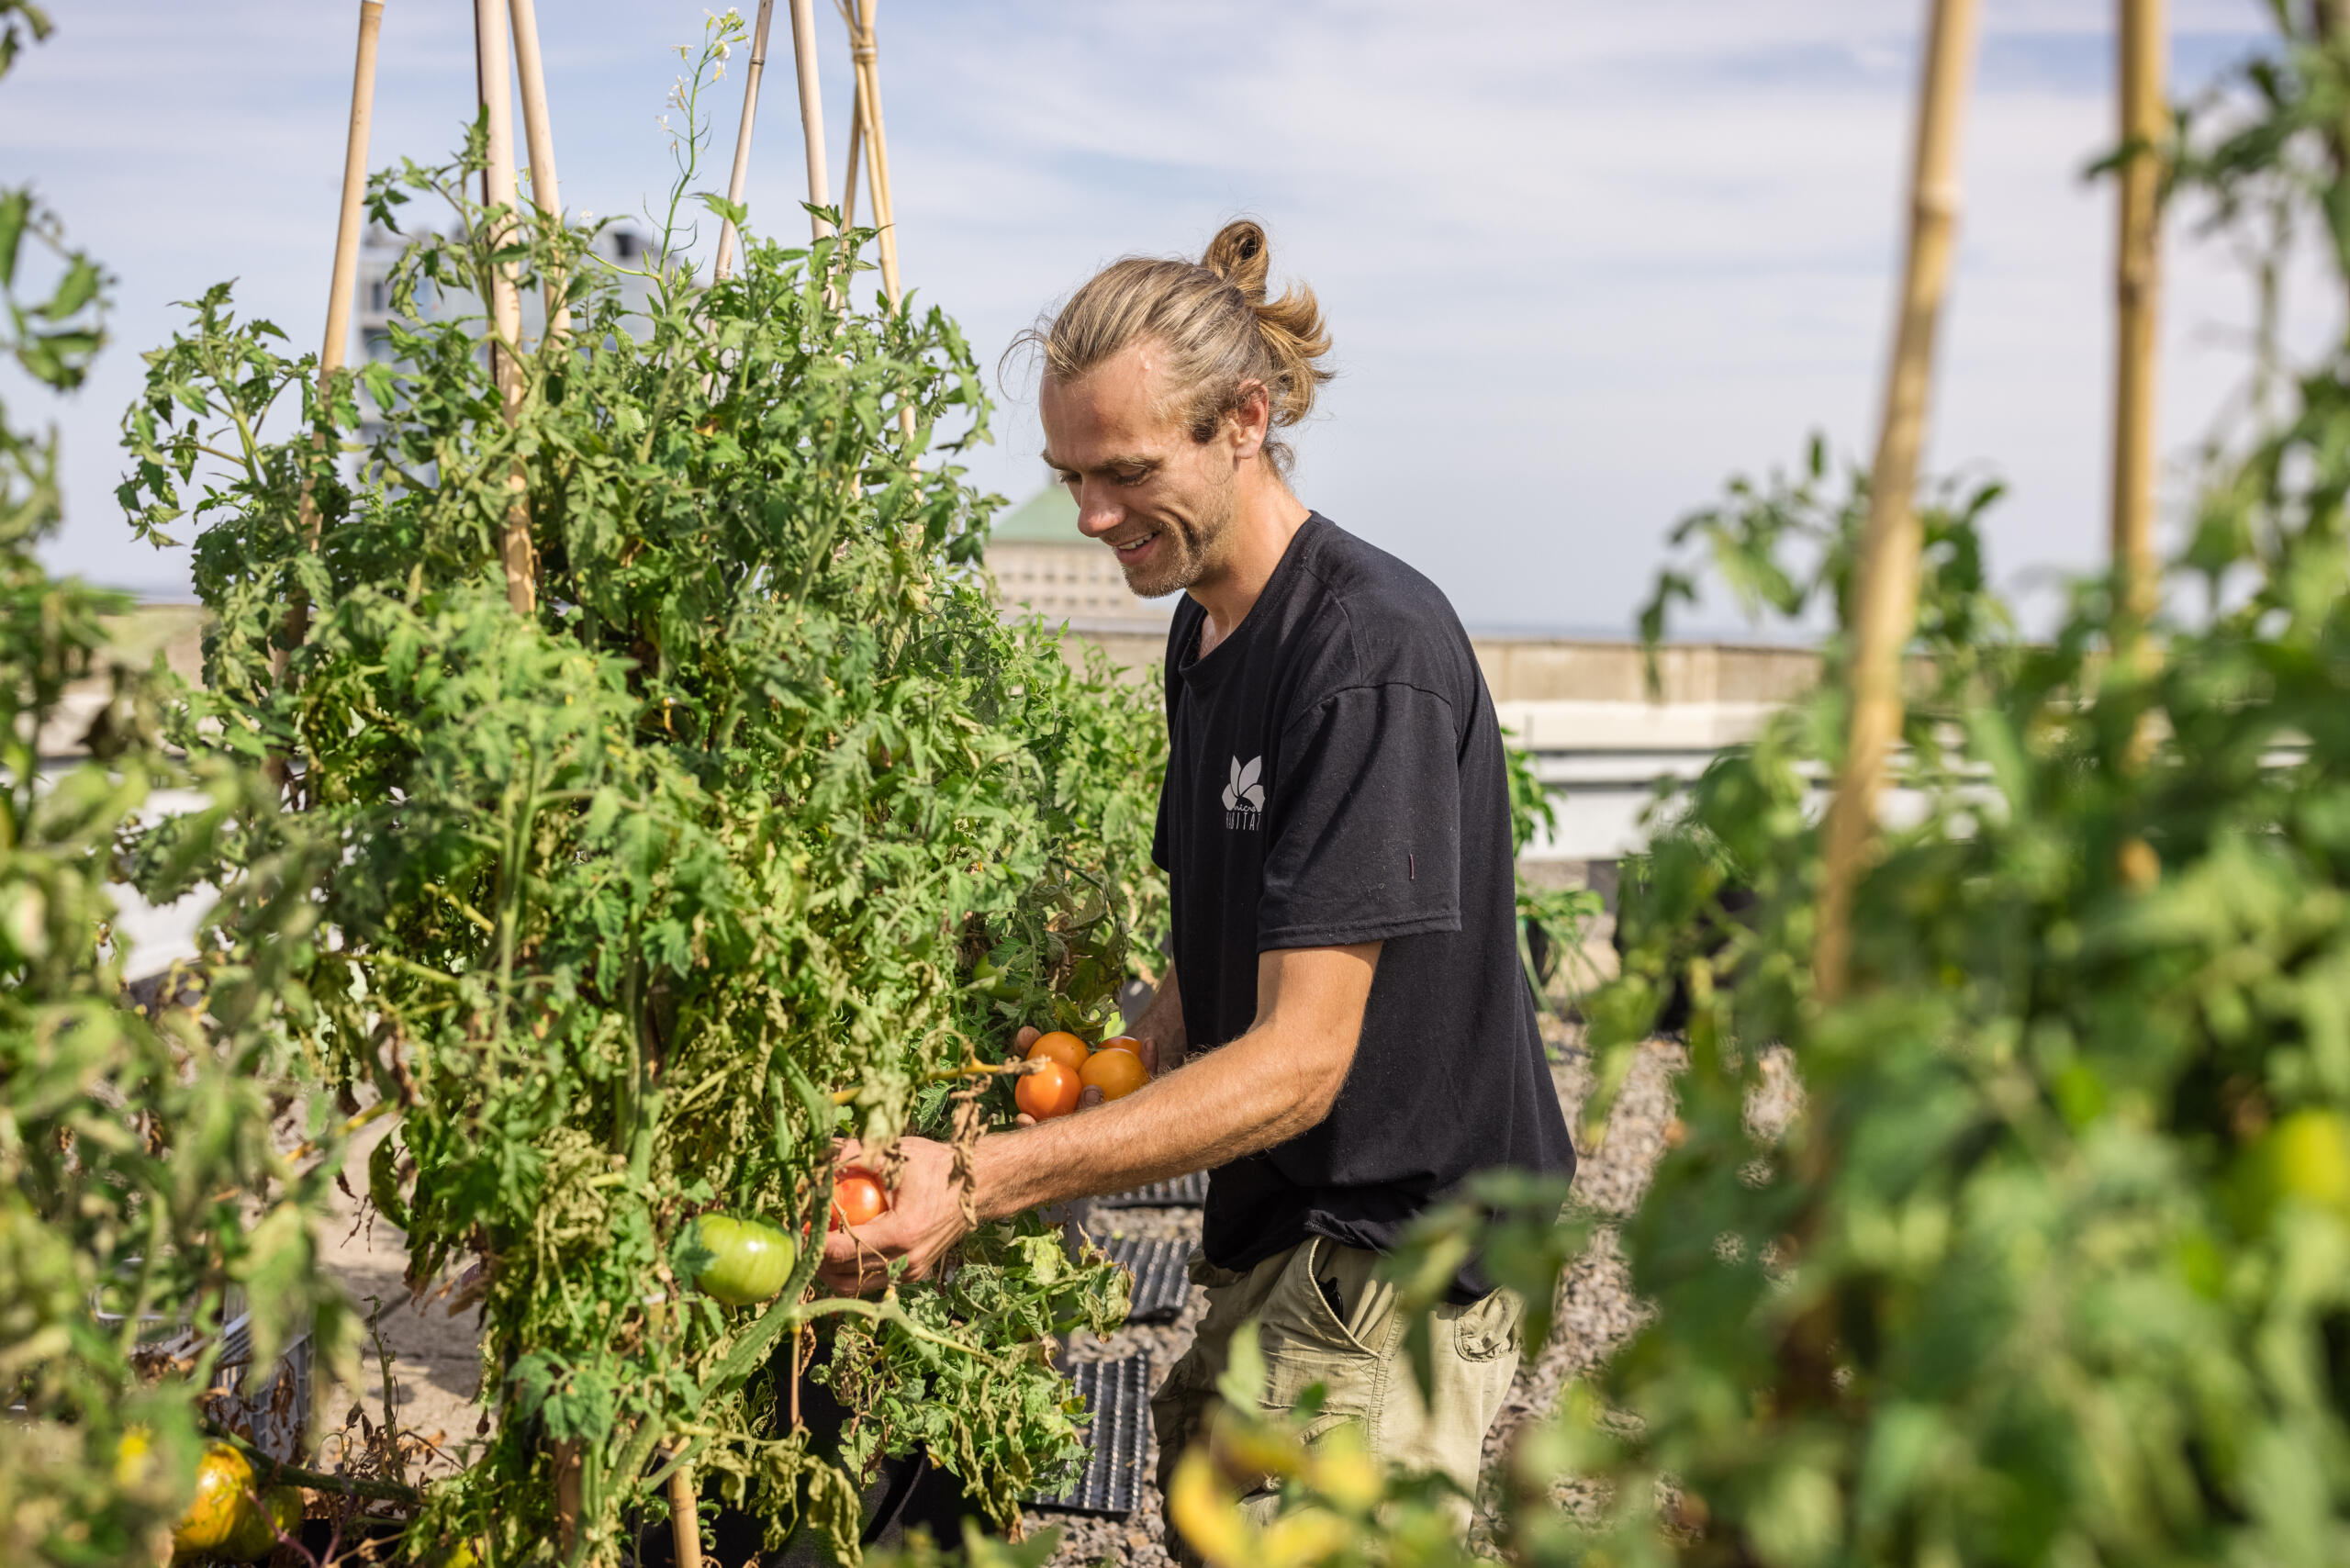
1013, 218, 1334, 473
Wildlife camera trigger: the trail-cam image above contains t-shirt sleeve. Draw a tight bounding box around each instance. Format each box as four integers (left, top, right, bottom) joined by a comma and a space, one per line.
1257, 683, 1462, 950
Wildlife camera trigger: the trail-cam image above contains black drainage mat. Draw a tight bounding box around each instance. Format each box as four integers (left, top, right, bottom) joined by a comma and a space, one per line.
1104, 1234, 1192, 1324
1033, 1353, 1153, 1516
1094, 1170, 1208, 1208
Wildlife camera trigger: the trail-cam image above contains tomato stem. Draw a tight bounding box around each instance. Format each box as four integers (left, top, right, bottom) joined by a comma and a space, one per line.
826, 1058, 1041, 1105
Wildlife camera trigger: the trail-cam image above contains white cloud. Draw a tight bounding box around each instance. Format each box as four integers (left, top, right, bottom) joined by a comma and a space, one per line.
5, 0, 2300, 633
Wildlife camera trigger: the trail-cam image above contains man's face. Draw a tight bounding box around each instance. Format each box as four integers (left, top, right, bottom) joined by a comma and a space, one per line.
1038, 341, 1249, 600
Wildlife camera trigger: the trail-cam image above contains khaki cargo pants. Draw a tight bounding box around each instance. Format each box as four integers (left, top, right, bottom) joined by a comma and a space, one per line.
1148, 1236, 1523, 1560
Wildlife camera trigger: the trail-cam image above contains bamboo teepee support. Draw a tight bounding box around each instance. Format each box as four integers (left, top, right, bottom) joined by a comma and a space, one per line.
507, 0, 567, 338
715, 0, 777, 282
1812, 0, 1982, 1005
787, 0, 834, 241
845, 0, 918, 447
850, 1, 901, 308
2112, 0, 2164, 650
841, 69, 864, 230
476, 0, 535, 615
266, 0, 384, 739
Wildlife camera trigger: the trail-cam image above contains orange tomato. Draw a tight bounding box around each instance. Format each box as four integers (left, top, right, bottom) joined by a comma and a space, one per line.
1079, 1047, 1148, 1102
1098, 1034, 1145, 1057
831, 1170, 889, 1229
1016, 1058, 1081, 1120
1026, 1031, 1091, 1074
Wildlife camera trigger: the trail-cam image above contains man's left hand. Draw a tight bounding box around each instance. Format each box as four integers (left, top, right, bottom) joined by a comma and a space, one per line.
817, 1136, 970, 1295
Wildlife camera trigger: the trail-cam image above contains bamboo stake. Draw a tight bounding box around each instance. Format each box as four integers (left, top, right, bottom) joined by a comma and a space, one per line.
2112, 0, 2163, 651
849, 0, 900, 308
846, 0, 919, 449
476, 0, 535, 616
841, 70, 863, 231
715, 0, 777, 282
667, 1463, 704, 1568
507, 0, 567, 339
1812, 0, 1982, 1005
266, 0, 384, 772
787, 0, 833, 241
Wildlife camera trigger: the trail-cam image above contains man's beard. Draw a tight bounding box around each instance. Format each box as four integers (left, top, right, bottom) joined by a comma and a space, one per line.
1118, 488, 1236, 599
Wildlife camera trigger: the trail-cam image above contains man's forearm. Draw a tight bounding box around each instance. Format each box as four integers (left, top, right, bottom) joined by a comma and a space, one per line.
973, 943, 1375, 1219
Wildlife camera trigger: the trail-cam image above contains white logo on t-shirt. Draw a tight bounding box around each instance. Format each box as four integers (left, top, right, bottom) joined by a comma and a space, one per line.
1222, 755, 1264, 829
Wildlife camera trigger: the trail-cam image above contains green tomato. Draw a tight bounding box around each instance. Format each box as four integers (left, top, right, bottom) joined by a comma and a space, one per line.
691, 1214, 797, 1306
971, 953, 1023, 1001
222, 1483, 302, 1561
2266, 1109, 2350, 1214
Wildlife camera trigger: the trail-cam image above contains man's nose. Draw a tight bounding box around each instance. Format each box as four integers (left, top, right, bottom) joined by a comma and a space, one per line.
1073, 483, 1123, 539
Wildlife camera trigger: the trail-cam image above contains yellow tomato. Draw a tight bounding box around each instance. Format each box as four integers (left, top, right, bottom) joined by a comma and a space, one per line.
171, 1441, 255, 1558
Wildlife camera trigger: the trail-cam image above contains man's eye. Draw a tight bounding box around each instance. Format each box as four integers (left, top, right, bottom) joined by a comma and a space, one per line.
1114, 469, 1149, 486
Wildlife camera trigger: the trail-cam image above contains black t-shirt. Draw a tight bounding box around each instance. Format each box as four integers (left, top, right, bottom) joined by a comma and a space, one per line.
1150, 514, 1574, 1296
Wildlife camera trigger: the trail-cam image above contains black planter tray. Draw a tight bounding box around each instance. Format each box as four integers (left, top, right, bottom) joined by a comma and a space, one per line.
1092, 1171, 1208, 1209
1031, 1353, 1153, 1516
1103, 1234, 1192, 1325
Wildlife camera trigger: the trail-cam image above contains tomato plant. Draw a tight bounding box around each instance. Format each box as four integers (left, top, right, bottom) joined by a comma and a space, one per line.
116, 16, 1159, 1562
1158, 15, 2350, 1568
0, 8, 353, 1563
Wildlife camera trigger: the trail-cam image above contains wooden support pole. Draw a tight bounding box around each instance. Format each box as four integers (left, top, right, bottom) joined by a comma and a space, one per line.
846, 0, 918, 450
1812, 0, 1981, 1005
715, 0, 777, 282
267, 0, 384, 755
507, 0, 567, 338
319, 4, 384, 396
2112, 0, 2164, 650
668, 1462, 704, 1568
849, 0, 900, 309
476, 0, 535, 616
841, 68, 864, 231
787, 0, 834, 242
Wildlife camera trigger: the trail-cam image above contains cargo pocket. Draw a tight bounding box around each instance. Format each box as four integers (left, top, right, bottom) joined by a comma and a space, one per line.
1450, 1286, 1521, 1363
1255, 1238, 1385, 1424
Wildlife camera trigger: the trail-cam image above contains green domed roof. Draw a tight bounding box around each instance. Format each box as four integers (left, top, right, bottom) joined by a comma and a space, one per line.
990, 483, 1082, 543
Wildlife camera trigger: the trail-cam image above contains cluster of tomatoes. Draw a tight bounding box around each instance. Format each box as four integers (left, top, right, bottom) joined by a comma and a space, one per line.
1013, 1030, 1148, 1121
688, 1032, 1150, 1308
689, 1171, 892, 1307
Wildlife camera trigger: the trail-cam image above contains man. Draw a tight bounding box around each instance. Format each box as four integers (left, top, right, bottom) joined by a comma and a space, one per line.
819, 219, 1573, 1539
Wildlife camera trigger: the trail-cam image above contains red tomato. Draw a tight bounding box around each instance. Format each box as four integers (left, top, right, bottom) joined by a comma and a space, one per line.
1016, 1058, 1082, 1120
1026, 1031, 1090, 1074
1079, 1047, 1148, 1102
831, 1170, 889, 1229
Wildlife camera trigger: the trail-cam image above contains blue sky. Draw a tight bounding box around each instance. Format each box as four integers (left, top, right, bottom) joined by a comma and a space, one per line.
0, 0, 2300, 635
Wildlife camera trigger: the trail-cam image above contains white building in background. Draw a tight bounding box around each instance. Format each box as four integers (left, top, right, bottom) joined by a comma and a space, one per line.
985, 484, 1173, 635
352, 220, 657, 368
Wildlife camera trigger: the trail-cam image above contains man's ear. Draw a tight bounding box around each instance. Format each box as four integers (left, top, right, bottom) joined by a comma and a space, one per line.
1228, 381, 1272, 462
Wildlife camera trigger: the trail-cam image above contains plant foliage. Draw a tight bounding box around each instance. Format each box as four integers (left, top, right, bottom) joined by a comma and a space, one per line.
0, 4, 354, 1562
1167, 14, 2350, 1568
118, 17, 1162, 1562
